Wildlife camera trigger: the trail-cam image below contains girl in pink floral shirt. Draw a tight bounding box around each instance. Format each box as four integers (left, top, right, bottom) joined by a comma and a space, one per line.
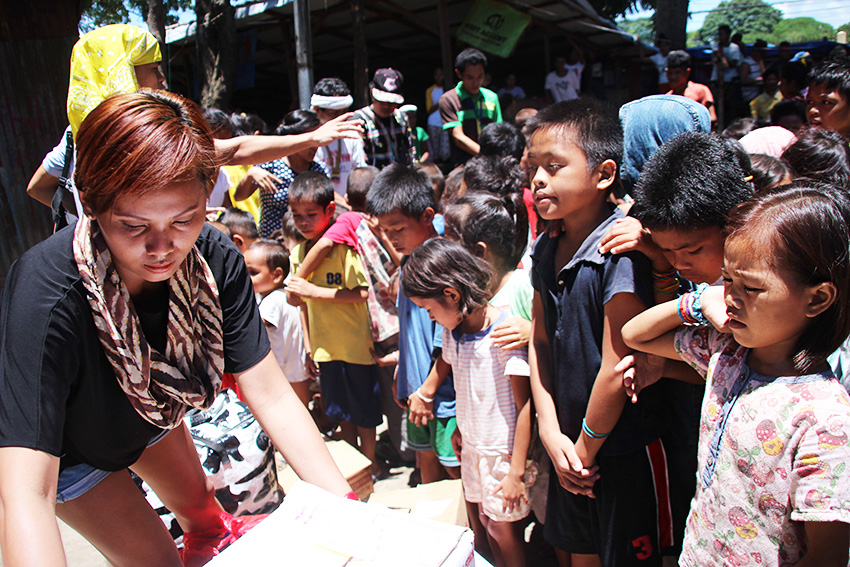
623, 185, 850, 566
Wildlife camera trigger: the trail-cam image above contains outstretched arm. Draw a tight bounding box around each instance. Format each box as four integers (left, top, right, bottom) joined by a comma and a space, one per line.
236, 353, 350, 495
216, 114, 363, 166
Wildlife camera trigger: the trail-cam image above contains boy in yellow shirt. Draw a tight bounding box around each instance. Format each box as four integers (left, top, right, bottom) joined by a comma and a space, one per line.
287, 171, 380, 474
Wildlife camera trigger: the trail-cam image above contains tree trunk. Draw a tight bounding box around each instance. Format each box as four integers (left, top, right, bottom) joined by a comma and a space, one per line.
195, 0, 236, 110
655, 0, 689, 50
146, 0, 167, 47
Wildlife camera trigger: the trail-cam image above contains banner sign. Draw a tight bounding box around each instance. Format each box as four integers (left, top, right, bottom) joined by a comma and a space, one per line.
456, 0, 532, 58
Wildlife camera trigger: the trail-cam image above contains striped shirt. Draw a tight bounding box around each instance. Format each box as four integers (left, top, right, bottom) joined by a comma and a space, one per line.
441, 311, 529, 455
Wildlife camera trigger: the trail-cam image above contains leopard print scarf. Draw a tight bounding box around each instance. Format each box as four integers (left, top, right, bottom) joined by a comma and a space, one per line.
73, 215, 224, 428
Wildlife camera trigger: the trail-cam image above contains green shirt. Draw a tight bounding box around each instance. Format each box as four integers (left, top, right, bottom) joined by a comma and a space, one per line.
438, 82, 502, 164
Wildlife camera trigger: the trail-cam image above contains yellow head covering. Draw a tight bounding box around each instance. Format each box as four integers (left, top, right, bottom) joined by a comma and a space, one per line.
67, 24, 162, 137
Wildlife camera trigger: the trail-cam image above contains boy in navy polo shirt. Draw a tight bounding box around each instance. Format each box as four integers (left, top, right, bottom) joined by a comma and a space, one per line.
527, 100, 665, 566
439, 47, 502, 167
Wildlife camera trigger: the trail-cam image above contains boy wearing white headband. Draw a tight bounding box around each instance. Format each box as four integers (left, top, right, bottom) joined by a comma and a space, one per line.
312, 78, 367, 207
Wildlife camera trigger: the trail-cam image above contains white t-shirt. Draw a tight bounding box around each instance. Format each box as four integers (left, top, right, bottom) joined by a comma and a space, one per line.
650, 52, 668, 84
544, 63, 584, 102
710, 43, 741, 82
42, 126, 84, 218
207, 168, 231, 208
314, 137, 367, 196
258, 289, 309, 383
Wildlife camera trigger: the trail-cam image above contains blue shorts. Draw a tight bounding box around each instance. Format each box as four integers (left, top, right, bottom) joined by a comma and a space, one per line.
318, 361, 381, 428
55, 428, 170, 503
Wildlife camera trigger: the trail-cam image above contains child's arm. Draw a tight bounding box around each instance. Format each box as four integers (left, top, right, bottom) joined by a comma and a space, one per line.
497, 374, 532, 514
286, 278, 368, 303
575, 293, 651, 468
232, 166, 281, 201
529, 291, 598, 497
408, 354, 450, 426
795, 522, 849, 567
295, 237, 336, 279
299, 305, 319, 379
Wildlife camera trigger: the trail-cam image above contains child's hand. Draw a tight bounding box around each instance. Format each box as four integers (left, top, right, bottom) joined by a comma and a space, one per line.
491, 316, 531, 350
699, 284, 731, 331
598, 217, 671, 270
494, 471, 528, 514
287, 276, 320, 300
616, 351, 666, 403
370, 348, 399, 367
246, 166, 282, 193
541, 430, 599, 497
286, 288, 305, 307
304, 354, 320, 380
407, 390, 434, 426
450, 428, 462, 459
391, 367, 407, 410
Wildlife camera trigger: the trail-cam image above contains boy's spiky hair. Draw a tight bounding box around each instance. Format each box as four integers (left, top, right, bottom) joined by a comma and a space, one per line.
525, 98, 623, 174
632, 132, 754, 230
366, 163, 436, 218
809, 57, 850, 101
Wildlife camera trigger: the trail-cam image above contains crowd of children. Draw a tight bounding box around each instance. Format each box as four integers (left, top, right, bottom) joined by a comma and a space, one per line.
13, 20, 850, 567
206, 51, 850, 567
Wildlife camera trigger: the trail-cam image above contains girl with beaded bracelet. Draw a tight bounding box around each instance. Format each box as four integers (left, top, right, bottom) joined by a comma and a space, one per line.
401, 238, 536, 567
622, 185, 850, 567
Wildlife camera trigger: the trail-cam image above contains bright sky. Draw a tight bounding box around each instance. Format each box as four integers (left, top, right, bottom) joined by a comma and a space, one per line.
623, 0, 850, 32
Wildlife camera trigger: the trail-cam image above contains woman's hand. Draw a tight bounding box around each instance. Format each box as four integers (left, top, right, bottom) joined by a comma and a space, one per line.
311, 113, 364, 147
495, 471, 528, 514
491, 316, 531, 350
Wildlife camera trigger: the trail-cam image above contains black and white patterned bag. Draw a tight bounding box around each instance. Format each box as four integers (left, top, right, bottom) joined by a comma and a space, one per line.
186, 388, 284, 516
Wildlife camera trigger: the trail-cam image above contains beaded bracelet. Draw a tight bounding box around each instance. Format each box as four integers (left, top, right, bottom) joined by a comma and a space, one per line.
677, 284, 711, 326
652, 268, 679, 296
581, 417, 610, 440
690, 283, 711, 326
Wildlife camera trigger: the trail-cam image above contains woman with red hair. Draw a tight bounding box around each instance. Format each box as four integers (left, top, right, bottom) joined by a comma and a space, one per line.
0, 90, 353, 566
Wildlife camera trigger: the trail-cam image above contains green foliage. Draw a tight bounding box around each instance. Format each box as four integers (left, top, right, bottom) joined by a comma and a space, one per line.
768, 18, 835, 44
590, 0, 655, 21
79, 0, 192, 32
695, 0, 782, 45
619, 17, 655, 44
837, 22, 850, 36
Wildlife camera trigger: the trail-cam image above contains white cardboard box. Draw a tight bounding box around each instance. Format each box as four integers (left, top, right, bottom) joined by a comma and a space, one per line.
208, 481, 475, 567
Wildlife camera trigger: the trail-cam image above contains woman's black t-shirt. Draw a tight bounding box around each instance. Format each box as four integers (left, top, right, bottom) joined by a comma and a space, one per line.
0, 224, 270, 472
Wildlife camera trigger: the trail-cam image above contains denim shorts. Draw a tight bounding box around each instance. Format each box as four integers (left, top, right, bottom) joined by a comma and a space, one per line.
55, 429, 170, 503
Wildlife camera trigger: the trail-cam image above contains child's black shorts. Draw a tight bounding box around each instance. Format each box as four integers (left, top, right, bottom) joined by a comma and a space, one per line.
544, 439, 673, 567
318, 361, 382, 428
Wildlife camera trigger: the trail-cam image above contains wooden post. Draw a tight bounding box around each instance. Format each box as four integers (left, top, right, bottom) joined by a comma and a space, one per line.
437, 0, 453, 89
278, 17, 300, 111
352, 0, 369, 108
292, 0, 314, 110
